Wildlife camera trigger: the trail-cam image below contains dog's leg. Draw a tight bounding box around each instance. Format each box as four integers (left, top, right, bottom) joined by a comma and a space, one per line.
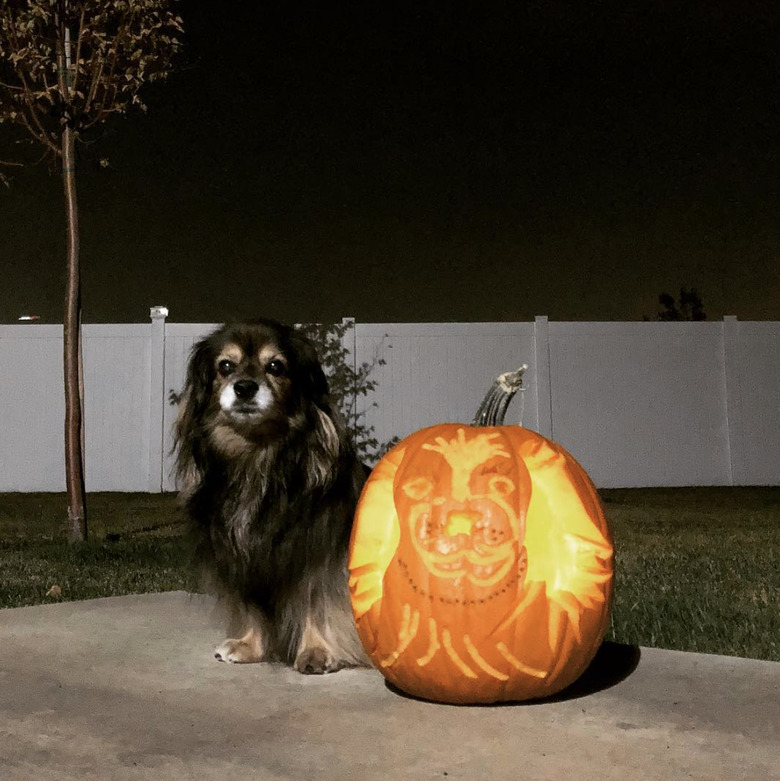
214, 604, 270, 663
291, 589, 370, 675
214, 626, 265, 663
294, 612, 341, 674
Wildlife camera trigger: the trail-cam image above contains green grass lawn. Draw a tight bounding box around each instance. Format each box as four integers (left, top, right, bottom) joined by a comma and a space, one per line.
602, 487, 779, 661
0, 493, 190, 607
0, 488, 778, 662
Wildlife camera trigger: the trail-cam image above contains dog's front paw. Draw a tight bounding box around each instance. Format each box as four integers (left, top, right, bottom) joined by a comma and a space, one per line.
214, 636, 263, 664
294, 646, 339, 675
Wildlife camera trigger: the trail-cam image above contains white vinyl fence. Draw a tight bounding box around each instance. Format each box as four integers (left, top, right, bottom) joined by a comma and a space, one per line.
1, 315, 778, 491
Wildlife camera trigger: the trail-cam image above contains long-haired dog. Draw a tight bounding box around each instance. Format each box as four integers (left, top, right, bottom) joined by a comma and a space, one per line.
174, 319, 369, 674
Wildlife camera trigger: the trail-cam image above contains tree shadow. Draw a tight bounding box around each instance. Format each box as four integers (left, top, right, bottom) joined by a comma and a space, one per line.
383, 641, 641, 706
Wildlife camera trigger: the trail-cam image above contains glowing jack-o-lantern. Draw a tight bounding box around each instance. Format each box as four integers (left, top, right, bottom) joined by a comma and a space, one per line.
348, 371, 614, 704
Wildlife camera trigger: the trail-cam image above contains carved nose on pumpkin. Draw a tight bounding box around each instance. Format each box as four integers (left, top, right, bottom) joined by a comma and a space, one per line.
444, 510, 479, 537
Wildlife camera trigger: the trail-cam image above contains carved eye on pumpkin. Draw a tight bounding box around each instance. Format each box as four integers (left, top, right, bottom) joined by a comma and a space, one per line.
401, 476, 434, 501
487, 475, 514, 496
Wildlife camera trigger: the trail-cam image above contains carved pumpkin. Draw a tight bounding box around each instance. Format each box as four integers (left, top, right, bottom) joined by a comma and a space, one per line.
348, 371, 613, 704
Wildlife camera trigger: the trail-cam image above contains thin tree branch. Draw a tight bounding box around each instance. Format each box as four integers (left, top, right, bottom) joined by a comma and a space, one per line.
0, 79, 25, 92
83, 53, 104, 115
7, 24, 60, 152
81, 102, 122, 129
17, 106, 60, 155
55, 5, 68, 114
69, 3, 87, 99
101, 11, 125, 108
38, 59, 56, 104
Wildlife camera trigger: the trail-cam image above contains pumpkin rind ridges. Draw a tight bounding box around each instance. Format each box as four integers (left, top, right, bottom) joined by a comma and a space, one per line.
349, 406, 613, 704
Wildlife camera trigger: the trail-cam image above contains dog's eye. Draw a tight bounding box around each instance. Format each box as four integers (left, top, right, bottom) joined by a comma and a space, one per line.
266, 359, 287, 377
218, 360, 236, 376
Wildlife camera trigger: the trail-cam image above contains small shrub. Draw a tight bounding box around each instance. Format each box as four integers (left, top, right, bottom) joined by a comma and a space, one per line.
298, 321, 398, 462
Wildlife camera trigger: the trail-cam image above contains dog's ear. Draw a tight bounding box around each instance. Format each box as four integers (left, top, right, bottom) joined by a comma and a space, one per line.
173, 338, 214, 492
302, 407, 343, 490
288, 330, 332, 411
287, 328, 357, 488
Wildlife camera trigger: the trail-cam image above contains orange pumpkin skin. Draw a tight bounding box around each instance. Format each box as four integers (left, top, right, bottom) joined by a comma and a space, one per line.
348, 424, 614, 704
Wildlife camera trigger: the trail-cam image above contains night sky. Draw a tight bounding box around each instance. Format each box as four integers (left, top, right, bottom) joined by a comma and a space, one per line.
2, 0, 780, 324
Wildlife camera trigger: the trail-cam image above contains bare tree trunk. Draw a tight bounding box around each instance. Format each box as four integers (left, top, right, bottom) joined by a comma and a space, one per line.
62, 122, 87, 542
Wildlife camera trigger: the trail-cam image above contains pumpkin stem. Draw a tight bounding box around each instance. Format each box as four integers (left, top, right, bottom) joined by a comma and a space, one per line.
472, 365, 528, 427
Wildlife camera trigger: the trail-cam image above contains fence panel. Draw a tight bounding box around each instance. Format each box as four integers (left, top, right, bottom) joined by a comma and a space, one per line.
729, 322, 780, 485
354, 322, 537, 453
82, 325, 152, 491
0, 324, 152, 491
1, 317, 778, 491
547, 322, 732, 488
0, 326, 65, 491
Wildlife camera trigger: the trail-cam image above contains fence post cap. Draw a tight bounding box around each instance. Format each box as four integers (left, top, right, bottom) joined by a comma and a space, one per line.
150, 306, 169, 320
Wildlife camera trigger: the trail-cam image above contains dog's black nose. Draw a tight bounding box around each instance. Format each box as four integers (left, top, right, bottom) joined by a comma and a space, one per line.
233, 379, 259, 400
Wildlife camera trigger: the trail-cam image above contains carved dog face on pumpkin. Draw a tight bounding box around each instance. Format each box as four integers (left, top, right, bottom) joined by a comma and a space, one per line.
395, 429, 531, 593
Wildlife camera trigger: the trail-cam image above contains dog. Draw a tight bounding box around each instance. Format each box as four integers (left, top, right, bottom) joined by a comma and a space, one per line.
173, 319, 370, 674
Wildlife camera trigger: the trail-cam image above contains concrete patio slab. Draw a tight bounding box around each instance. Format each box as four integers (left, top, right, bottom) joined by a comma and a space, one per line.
0, 592, 777, 780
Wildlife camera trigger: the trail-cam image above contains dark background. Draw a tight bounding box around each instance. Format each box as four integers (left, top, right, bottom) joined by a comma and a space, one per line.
2, 0, 780, 324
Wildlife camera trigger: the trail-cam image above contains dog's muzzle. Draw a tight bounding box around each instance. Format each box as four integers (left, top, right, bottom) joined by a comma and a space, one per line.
220, 379, 273, 414
233, 379, 259, 400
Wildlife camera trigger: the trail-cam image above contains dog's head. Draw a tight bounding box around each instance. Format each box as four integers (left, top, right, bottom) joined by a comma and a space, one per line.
174, 319, 344, 488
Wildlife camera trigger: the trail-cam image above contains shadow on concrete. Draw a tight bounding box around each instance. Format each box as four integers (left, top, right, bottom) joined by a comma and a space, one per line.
384, 641, 641, 706
537, 641, 642, 704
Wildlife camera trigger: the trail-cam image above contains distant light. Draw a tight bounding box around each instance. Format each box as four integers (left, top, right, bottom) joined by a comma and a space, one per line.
18, 315, 41, 322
